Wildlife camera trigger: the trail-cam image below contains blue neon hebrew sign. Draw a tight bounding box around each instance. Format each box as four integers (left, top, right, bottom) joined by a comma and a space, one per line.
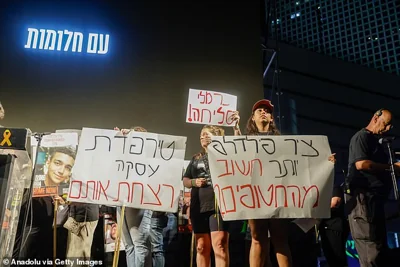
24, 28, 110, 54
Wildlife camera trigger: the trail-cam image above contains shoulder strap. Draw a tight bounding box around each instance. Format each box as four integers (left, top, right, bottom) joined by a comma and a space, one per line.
202, 153, 211, 177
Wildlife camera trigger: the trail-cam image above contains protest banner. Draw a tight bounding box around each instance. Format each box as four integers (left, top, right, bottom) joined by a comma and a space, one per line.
207, 135, 334, 220
68, 128, 187, 212
186, 89, 237, 127
32, 133, 78, 197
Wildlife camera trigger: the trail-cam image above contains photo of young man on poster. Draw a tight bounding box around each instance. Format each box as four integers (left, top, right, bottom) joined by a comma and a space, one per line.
33, 146, 76, 197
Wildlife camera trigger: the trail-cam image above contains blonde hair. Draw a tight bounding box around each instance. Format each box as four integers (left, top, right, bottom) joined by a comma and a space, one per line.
130, 126, 147, 132
194, 125, 225, 159
201, 125, 225, 136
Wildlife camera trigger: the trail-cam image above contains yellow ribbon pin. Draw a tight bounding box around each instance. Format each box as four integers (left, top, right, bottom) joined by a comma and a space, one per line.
0, 130, 12, 146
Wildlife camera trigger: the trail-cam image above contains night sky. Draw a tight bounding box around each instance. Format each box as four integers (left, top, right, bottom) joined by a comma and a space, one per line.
0, 0, 264, 157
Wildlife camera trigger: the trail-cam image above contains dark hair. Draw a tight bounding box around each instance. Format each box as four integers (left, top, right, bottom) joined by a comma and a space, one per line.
49, 146, 77, 160
245, 112, 280, 135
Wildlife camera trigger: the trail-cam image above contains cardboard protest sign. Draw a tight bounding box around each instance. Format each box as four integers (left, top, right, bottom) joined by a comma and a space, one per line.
68, 128, 187, 212
207, 135, 334, 220
186, 89, 237, 127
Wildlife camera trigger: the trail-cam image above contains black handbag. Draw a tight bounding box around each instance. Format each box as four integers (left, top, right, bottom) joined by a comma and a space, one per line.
54, 205, 69, 228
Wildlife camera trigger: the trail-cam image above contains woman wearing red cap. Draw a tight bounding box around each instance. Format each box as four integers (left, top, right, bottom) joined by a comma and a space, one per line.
232, 99, 291, 267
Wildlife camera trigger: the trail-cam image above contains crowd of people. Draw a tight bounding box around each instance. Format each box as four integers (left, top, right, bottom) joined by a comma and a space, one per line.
0, 99, 398, 267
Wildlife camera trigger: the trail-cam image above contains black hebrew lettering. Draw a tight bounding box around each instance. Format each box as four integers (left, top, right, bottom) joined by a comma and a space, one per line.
260, 138, 276, 154
233, 137, 247, 152
159, 140, 175, 161
116, 160, 161, 179
135, 163, 146, 176
114, 136, 128, 154
126, 161, 134, 180
245, 136, 259, 153
283, 159, 299, 176
85, 135, 111, 151
129, 137, 144, 155
222, 136, 237, 154
269, 160, 282, 177
284, 138, 298, 155
146, 138, 158, 158
301, 139, 319, 157
116, 160, 125, 171
270, 159, 299, 178
148, 165, 160, 177
272, 160, 288, 178
210, 140, 227, 155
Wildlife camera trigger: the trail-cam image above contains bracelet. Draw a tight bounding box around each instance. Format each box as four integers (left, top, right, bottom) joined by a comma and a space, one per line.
191, 179, 196, 187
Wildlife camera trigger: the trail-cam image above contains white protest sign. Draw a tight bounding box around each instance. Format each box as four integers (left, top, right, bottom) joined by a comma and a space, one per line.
207, 135, 334, 221
68, 128, 187, 212
186, 88, 237, 127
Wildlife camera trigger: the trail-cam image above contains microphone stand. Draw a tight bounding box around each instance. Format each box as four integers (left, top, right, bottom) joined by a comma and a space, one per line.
18, 132, 48, 258
386, 141, 399, 201
384, 140, 400, 222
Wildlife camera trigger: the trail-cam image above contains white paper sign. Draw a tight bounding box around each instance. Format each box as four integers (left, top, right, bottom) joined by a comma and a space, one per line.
207, 135, 334, 221
186, 88, 237, 126
68, 128, 187, 212
31, 133, 79, 164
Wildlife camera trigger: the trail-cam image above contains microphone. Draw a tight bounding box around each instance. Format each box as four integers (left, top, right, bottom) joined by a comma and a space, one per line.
379, 136, 395, 144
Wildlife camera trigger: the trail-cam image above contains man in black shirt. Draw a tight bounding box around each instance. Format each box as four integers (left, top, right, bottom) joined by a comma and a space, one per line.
347, 108, 400, 267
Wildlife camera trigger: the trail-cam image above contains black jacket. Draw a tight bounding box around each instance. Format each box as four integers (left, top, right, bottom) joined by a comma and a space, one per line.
69, 203, 99, 222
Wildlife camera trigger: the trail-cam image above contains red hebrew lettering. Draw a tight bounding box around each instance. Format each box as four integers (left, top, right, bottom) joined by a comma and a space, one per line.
235, 160, 251, 176
198, 90, 213, 104
81, 180, 97, 199
239, 185, 256, 209
230, 160, 236, 176
213, 184, 224, 215
130, 182, 144, 204
301, 185, 320, 208
144, 184, 162, 206
250, 159, 263, 176
201, 108, 212, 123
68, 180, 83, 199
275, 185, 288, 207
257, 184, 274, 207
287, 185, 301, 208
221, 186, 236, 213
216, 107, 225, 124
113, 182, 131, 202
213, 92, 228, 106
187, 104, 200, 122
217, 159, 233, 178
253, 185, 261, 208
98, 180, 110, 201
225, 110, 235, 125
162, 184, 175, 208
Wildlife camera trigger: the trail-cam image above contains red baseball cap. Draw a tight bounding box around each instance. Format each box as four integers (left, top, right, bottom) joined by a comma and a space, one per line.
252, 99, 274, 113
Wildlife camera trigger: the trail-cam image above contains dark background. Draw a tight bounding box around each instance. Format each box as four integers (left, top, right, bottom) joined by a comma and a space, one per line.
0, 0, 264, 158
